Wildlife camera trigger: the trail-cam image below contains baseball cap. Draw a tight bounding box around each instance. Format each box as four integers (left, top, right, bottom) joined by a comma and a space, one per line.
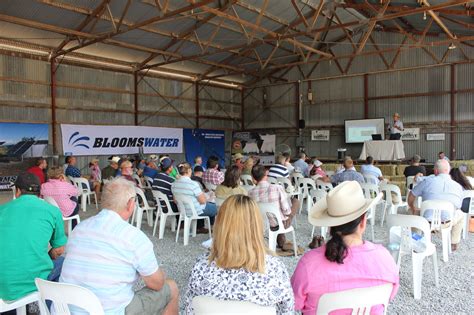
194, 165, 204, 173
160, 157, 174, 170
15, 172, 40, 194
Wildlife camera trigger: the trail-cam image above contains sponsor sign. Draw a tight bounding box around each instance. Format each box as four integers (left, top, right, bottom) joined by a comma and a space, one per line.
61, 124, 183, 156
183, 129, 225, 168
232, 132, 275, 165
311, 130, 330, 141
400, 128, 420, 141
426, 133, 445, 141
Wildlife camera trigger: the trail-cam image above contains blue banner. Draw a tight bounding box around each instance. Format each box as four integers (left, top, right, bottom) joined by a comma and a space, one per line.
184, 129, 225, 168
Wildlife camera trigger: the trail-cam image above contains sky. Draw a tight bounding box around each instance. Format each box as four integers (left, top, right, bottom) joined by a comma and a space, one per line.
0, 123, 49, 144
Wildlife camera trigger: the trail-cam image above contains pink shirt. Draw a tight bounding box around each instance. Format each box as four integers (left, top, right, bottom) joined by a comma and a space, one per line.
291, 241, 399, 314
41, 179, 78, 217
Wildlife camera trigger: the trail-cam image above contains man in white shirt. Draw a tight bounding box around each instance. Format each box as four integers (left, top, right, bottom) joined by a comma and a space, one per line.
293, 153, 308, 176
60, 178, 179, 315
389, 112, 404, 140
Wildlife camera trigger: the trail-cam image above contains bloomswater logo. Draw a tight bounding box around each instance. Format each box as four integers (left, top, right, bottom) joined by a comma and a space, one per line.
68, 132, 91, 149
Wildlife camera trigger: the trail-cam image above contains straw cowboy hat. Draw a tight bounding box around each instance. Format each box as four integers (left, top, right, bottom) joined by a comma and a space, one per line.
233, 153, 244, 160
309, 181, 372, 227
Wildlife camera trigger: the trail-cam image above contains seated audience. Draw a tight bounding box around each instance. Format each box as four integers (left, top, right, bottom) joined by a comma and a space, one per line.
172, 162, 217, 234
233, 153, 245, 170
438, 151, 450, 162
152, 157, 178, 213
27, 157, 47, 184
193, 155, 204, 171
360, 156, 384, 184
408, 159, 464, 251
403, 154, 426, 179
450, 167, 473, 213
120, 160, 136, 185
0, 172, 66, 302
41, 166, 80, 227
292, 181, 399, 313
268, 154, 290, 178
459, 164, 474, 187
102, 156, 120, 180
191, 165, 205, 190
65, 155, 81, 178
336, 156, 356, 174
143, 155, 159, 178
89, 158, 102, 199
160, 155, 179, 179
202, 156, 224, 186
184, 195, 294, 314
331, 158, 364, 185
283, 152, 294, 174
249, 165, 300, 253
293, 152, 308, 176
309, 160, 331, 183
215, 165, 247, 200
242, 157, 254, 176
60, 178, 179, 314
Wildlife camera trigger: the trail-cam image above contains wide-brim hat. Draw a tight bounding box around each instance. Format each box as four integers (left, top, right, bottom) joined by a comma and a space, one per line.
110, 156, 120, 164
309, 181, 372, 227
233, 153, 244, 160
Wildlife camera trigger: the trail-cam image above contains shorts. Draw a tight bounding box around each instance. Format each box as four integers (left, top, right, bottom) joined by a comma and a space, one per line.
125, 283, 171, 315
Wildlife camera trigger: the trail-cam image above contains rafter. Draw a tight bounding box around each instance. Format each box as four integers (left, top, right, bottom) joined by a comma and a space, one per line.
291, 0, 309, 28
247, 0, 269, 43
419, 0, 457, 39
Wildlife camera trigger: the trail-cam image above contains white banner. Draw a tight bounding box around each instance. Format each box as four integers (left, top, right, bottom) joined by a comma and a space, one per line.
426, 133, 445, 141
61, 124, 183, 156
311, 130, 330, 141
400, 128, 420, 141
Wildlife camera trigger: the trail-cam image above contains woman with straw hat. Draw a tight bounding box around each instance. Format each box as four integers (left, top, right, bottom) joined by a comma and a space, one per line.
291, 181, 399, 314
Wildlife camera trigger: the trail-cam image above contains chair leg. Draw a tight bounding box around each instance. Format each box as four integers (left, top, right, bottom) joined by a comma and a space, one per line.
412, 253, 423, 299
93, 193, 98, 209
184, 218, 191, 246
291, 230, 297, 257
441, 229, 449, 262
432, 251, 439, 287
268, 232, 277, 252
170, 216, 177, 232
191, 220, 197, 237
152, 214, 159, 237
175, 216, 183, 243
16, 306, 26, 315
311, 226, 315, 238
463, 214, 468, 239
81, 195, 87, 212
136, 209, 143, 230
207, 218, 212, 239
159, 214, 167, 239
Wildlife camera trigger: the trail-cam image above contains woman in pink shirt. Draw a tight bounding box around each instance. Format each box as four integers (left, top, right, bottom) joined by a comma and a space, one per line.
291, 181, 399, 314
41, 166, 79, 224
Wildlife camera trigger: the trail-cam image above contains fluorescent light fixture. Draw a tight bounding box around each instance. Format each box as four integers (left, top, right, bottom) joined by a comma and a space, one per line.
147, 69, 196, 80
448, 43, 456, 50
0, 42, 48, 56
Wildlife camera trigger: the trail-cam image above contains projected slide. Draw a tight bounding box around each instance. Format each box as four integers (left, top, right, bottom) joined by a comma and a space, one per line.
345, 118, 385, 143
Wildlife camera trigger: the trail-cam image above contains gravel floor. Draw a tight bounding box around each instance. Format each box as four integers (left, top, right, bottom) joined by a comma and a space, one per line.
2, 192, 472, 314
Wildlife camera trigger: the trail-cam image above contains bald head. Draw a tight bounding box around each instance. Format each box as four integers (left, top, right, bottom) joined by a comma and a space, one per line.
434, 159, 450, 175
344, 159, 354, 170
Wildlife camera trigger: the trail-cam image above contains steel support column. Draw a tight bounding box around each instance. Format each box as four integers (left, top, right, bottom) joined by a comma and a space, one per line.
134, 71, 138, 125
241, 88, 245, 130
295, 81, 300, 128
450, 64, 456, 160
364, 74, 369, 119
50, 60, 57, 154
195, 82, 199, 128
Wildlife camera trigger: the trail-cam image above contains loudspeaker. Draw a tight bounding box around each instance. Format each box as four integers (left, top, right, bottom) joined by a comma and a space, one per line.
299, 119, 305, 129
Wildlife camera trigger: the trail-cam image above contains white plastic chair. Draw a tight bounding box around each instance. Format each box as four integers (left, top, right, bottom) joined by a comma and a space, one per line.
143, 176, 153, 190
132, 187, 155, 229
258, 202, 297, 257
290, 172, 304, 187
267, 176, 278, 185
325, 170, 335, 177
462, 190, 474, 239
43, 196, 80, 235
316, 179, 333, 192
151, 190, 179, 239
192, 295, 276, 315
298, 178, 316, 214
240, 175, 254, 186
132, 173, 144, 189
387, 214, 439, 299
0, 292, 40, 315
70, 178, 98, 212
420, 200, 455, 262
363, 174, 379, 185
405, 175, 416, 201
175, 194, 212, 246
276, 177, 298, 196
379, 184, 408, 226
35, 278, 104, 315
317, 283, 393, 315
365, 193, 383, 242
241, 184, 254, 193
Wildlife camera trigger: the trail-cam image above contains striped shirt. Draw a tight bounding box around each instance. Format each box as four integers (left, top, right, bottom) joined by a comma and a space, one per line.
268, 164, 289, 178
60, 209, 158, 315
152, 172, 177, 213
171, 176, 205, 215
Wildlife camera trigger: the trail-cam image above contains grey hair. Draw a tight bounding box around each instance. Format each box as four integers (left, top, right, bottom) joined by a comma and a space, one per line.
298, 152, 306, 159
435, 159, 450, 174
101, 177, 136, 213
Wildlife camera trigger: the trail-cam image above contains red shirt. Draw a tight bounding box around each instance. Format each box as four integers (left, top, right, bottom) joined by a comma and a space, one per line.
27, 166, 45, 184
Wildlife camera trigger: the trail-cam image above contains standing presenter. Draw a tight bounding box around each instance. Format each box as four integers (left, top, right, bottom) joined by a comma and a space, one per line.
389, 112, 404, 140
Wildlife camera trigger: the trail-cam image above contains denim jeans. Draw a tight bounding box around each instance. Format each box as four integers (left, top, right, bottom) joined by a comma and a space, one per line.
197, 202, 217, 228
47, 256, 64, 282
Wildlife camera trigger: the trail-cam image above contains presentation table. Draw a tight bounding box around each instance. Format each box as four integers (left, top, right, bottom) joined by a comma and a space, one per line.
359, 140, 405, 161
